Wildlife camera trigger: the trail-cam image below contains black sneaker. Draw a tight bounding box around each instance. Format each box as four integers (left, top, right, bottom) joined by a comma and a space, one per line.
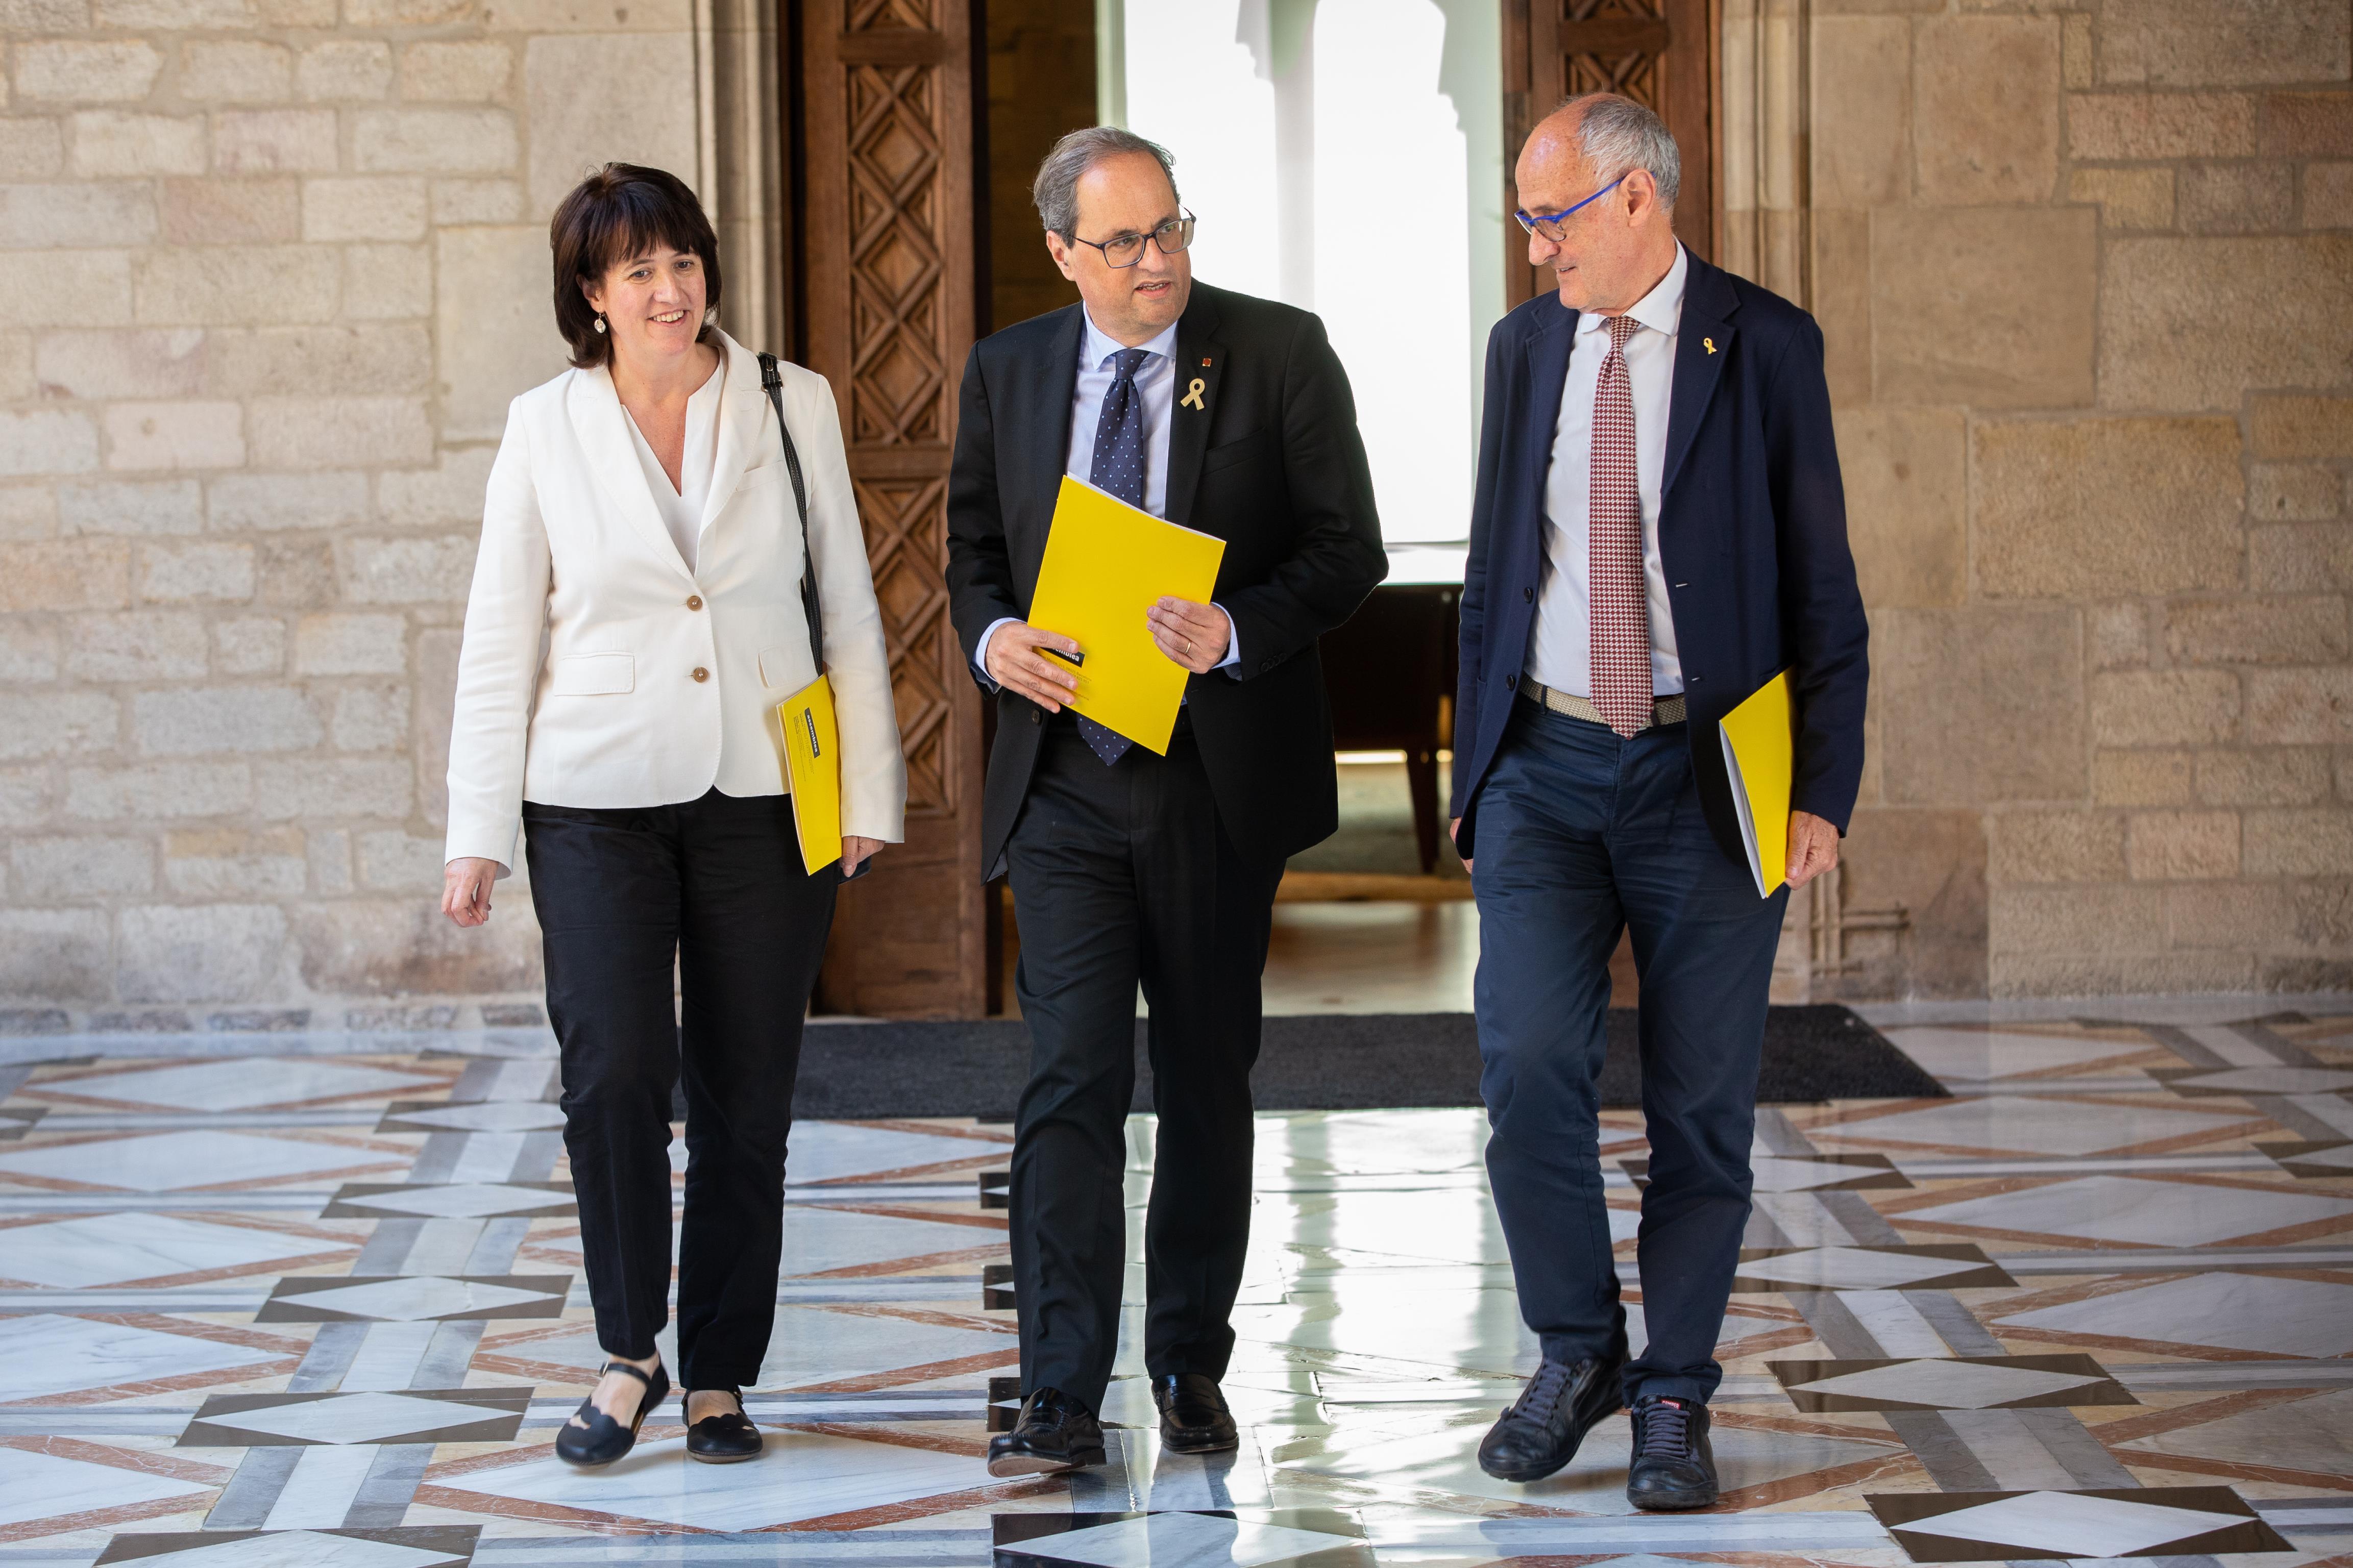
1476, 1351, 1627, 1482
1625, 1395, 1717, 1509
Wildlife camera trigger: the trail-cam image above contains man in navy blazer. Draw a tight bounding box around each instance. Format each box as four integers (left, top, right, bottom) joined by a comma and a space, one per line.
1449, 95, 1867, 1509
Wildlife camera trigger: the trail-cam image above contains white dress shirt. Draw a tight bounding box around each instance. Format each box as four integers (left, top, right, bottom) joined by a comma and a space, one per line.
1525, 242, 1687, 700
620, 353, 725, 571
975, 306, 1237, 680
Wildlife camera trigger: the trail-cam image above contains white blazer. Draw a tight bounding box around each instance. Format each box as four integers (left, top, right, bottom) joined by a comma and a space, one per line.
444, 330, 906, 874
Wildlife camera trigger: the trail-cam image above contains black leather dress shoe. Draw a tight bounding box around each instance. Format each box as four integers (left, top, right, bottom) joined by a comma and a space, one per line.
1152, 1373, 1238, 1454
685, 1386, 763, 1464
1626, 1395, 1717, 1510
555, 1359, 669, 1468
1476, 1351, 1626, 1482
986, 1386, 1106, 1477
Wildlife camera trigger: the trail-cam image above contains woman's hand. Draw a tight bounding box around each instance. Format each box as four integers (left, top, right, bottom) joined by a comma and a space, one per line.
443, 858, 501, 927
841, 836, 885, 878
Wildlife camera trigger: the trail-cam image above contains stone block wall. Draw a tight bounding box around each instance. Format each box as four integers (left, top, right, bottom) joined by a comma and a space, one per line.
1811, 0, 2353, 997
0, 0, 708, 1016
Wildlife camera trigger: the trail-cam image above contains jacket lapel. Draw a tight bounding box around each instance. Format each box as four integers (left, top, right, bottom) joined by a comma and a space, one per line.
1662, 255, 1738, 501
568, 362, 693, 580
699, 329, 768, 538
1522, 302, 1576, 512
1039, 306, 1084, 513
1009, 306, 1087, 583
1163, 289, 1224, 530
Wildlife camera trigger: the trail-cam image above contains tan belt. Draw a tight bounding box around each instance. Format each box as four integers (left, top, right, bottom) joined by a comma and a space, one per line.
1519, 675, 1687, 730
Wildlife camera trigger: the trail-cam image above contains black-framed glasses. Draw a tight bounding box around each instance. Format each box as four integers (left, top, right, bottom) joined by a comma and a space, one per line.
1513, 176, 1624, 243
1069, 209, 1195, 269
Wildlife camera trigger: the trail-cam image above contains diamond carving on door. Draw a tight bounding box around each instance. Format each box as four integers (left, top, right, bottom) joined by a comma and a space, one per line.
797, 0, 986, 1016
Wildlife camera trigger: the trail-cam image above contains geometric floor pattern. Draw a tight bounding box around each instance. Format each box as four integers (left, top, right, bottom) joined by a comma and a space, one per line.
1, 1002, 2347, 1565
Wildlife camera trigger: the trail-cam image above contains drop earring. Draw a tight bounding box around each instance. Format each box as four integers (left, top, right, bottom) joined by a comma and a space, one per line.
593, 314, 607, 334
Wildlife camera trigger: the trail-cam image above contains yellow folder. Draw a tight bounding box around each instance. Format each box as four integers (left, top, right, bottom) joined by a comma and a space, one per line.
1718, 668, 1797, 899
1026, 475, 1227, 755
776, 673, 841, 875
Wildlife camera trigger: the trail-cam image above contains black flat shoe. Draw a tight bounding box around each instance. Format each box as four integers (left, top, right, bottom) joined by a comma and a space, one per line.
556, 1359, 669, 1467
685, 1385, 764, 1464
1477, 1350, 1627, 1482
1626, 1395, 1717, 1510
986, 1386, 1106, 1477
1153, 1373, 1238, 1454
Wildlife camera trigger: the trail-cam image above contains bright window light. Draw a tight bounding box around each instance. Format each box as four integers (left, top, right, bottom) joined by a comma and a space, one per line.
1121, 0, 1502, 553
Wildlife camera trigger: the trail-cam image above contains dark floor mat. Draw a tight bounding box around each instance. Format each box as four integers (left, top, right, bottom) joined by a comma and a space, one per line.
719, 1005, 1944, 1121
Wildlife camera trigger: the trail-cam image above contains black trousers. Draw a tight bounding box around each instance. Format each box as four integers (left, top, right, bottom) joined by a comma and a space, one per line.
1004, 714, 1286, 1412
523, 788, 837, 1390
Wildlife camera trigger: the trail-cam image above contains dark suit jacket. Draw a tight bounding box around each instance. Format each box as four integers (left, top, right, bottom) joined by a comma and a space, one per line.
946, 281, 1387, 879
1449, 252, 1869, 864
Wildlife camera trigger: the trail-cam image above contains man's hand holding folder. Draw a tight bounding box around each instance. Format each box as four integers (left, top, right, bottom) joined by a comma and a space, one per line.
1144, 596, 1232, 674
987, 592, 1231, 711
985, 622, 1084, 713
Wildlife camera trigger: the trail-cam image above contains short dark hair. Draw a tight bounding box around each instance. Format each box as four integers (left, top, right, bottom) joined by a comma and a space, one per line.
549, 163, 724, 369
1032, 126, 1179, 241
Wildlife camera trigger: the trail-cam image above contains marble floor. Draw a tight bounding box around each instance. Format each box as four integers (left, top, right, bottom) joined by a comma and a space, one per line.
0, 1003, 2349, 1566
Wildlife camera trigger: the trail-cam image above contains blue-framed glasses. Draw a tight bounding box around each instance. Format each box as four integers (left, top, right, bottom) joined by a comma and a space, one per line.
1513, 176, 1625, 243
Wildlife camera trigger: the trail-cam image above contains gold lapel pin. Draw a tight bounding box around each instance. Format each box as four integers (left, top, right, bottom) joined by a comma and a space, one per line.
1703, 337, 1717, 355
1181, 377, 1207, 411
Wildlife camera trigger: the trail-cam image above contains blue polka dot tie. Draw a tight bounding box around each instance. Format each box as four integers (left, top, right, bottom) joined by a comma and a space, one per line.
1076, 347, 1151, 766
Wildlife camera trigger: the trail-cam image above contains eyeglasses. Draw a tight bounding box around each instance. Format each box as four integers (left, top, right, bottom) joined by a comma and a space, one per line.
1068, 210, 1195, 269
1513, 177, 1625, 243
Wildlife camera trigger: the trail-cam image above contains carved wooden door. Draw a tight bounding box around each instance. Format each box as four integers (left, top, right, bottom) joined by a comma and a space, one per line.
796, 0, 988, 1016
1504, 0, 1719, 306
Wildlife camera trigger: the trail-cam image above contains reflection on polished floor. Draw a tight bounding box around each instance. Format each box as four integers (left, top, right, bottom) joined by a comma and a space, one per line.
2, 1002, 2350, 1565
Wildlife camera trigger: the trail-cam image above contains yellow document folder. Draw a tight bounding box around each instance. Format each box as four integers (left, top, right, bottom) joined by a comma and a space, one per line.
1718, 668, 1797, 899
776, 673, 841, 875
1026, 476, 1227, 755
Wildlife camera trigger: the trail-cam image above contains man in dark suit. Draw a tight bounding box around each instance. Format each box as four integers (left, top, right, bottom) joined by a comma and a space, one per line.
945, 126, 1385, 1477
1449, 95, 1868, 1509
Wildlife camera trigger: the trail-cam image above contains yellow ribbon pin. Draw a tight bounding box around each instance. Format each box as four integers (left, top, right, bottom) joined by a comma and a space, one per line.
1703, 337, 1717, 355
1181, 377, 1206, 411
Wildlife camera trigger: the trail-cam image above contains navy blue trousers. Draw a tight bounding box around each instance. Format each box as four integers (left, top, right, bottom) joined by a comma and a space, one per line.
1471, 698, 1788, 1405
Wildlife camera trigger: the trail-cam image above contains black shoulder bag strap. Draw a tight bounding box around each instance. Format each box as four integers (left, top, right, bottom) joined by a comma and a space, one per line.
757, 352, 824, 675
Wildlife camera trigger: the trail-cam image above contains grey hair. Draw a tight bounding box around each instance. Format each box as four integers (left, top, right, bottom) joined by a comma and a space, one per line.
1032, 126, 1180, 240
1558, 92, 1680, 211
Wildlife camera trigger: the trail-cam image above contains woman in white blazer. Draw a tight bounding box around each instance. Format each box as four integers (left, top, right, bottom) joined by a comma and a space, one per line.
440, 164, 905, 1470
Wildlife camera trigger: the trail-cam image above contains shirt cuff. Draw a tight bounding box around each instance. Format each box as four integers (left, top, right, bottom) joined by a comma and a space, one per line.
973, 616, 1019, 691
1213, 604, 1240, 673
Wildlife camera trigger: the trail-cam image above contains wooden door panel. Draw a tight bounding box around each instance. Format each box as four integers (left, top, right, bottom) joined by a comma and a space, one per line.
799, 0, 988, 1017
1508, 0, 1719, 306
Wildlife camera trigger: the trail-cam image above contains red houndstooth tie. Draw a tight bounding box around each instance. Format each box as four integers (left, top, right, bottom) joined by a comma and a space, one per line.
1589, 314, 1653, 739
